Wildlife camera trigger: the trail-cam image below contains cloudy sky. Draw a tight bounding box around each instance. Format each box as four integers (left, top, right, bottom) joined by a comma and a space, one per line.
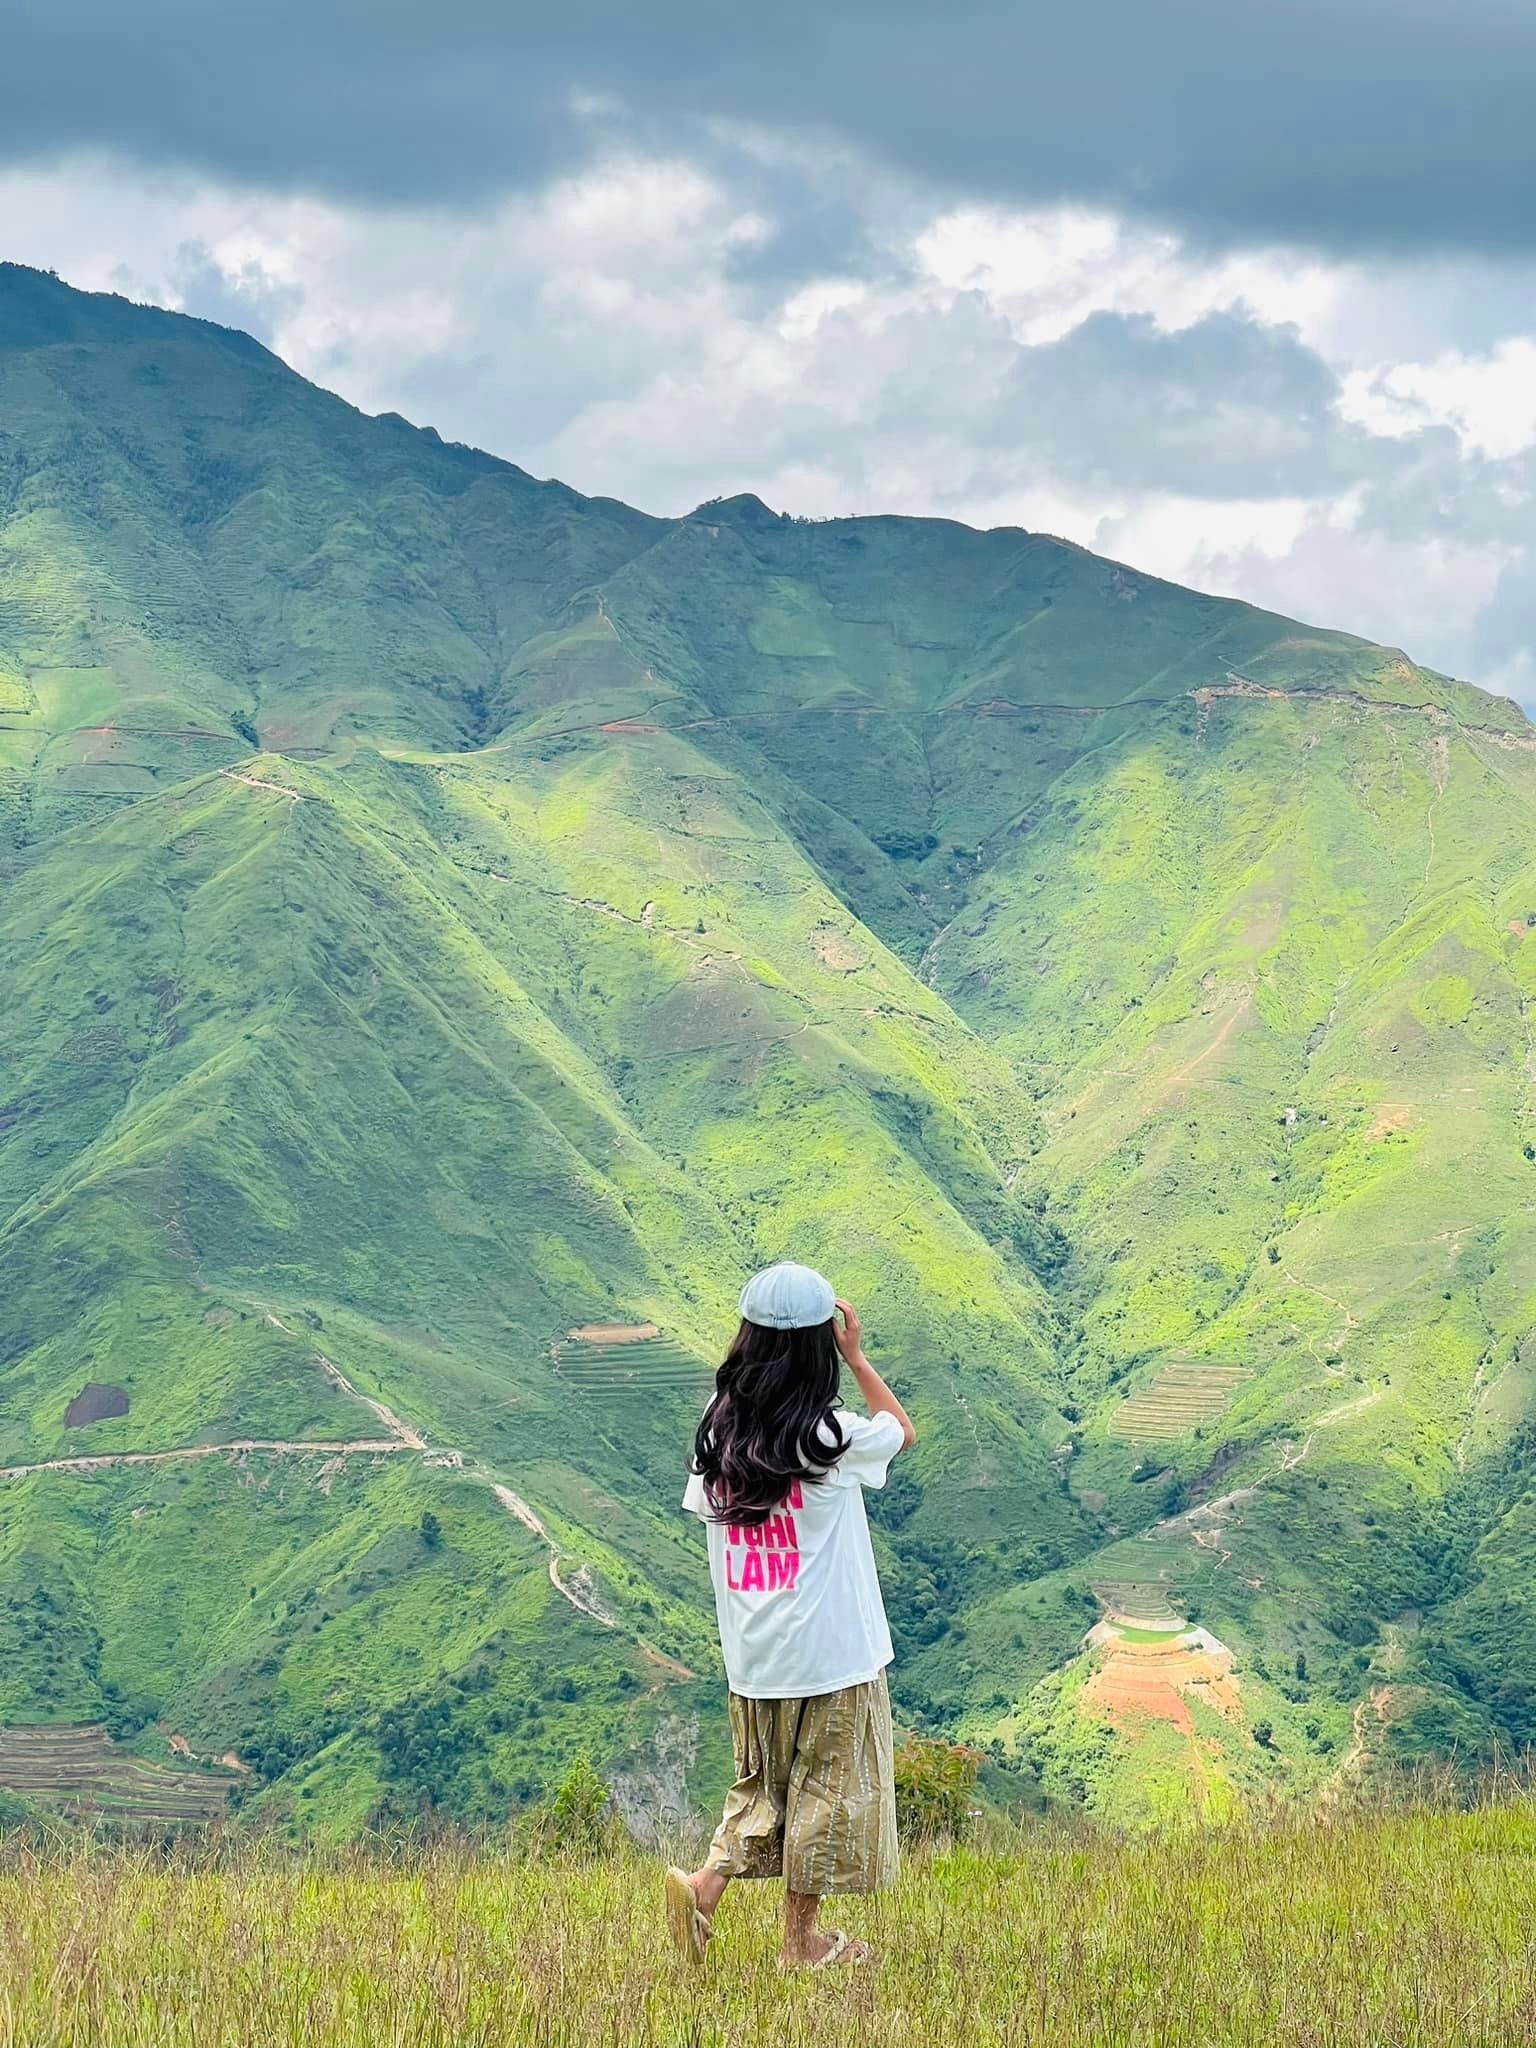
7, 2, 1536, 699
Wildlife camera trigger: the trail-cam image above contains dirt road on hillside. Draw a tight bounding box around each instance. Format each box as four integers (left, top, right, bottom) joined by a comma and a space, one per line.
0, 1437, 406, 1480
491, 1485, 618, 1626
218, 767, 303, 801
5, 1328, 688, 1669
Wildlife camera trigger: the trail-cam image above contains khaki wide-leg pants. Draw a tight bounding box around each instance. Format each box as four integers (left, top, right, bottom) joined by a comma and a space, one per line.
705, 1670, 898, 1896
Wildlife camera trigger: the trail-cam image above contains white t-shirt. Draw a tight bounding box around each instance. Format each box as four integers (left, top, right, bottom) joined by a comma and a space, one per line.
682, 1407, 905, 1700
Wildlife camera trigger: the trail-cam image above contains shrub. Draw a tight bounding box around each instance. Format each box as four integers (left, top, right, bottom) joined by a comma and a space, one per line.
101, 1692, 160, 1742
536, 1753, 615, 1858
893, 1735, 981, 1843
875, 830, 939, 861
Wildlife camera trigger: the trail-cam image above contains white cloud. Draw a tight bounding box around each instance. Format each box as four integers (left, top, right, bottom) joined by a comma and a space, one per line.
1339, 339, 1536, 461
914, 206, 1344, 349
1191, 519, 1514, 667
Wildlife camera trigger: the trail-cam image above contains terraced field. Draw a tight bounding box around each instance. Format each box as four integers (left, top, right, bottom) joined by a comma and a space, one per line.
551, 1328, 713, 1396
0, 1725, 233, 1825
1090, 1533, 1209, 1627
1090, 1583, 1187, 1628
1110, 1365, 1251, 1445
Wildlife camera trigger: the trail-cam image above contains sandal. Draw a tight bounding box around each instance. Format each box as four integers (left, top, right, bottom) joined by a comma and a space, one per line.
664, 1866, 713, 1965
810, 1930, 868, 1970
779, 1928, 870, 1971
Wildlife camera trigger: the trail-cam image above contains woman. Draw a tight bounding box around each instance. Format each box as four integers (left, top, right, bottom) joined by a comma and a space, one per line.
666, 1261, 916, 1970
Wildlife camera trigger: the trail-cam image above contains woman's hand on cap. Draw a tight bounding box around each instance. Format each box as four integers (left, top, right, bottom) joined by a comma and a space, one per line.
833, 1298, 862, 1362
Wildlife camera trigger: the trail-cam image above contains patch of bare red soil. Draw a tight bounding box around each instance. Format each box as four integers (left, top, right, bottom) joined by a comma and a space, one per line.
1084, 1638, 1242, 1734
1366, 1104, 1412, 1140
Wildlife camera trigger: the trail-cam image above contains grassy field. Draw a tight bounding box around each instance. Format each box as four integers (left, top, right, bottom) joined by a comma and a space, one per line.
4, 1798, 1535, 2046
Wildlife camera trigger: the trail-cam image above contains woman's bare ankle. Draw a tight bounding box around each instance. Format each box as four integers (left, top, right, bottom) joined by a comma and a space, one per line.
782, 1927, 871, 1966
781, 1929, 829, 1964
781, 1889, 823, 1962
688, 1866, 729, 1918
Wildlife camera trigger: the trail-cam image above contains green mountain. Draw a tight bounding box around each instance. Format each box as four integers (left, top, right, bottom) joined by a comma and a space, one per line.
2, 261, 1533, 1828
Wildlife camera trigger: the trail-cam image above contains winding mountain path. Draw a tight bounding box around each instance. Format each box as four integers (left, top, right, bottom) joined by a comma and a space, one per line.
0, 1438, 405, 1481
1161, 990, 1254, 1100
1, 1322, 692, 1668
490, 1485, 618, 1628
310, 1346, 426, 1448
218, 766, 303, 801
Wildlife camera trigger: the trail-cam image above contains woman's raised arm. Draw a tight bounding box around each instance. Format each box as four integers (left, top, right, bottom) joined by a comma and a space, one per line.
833, 1299, 916, 1451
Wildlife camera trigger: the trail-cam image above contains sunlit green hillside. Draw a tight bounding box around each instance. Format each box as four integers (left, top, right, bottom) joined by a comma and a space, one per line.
2, 262, 1533, 1828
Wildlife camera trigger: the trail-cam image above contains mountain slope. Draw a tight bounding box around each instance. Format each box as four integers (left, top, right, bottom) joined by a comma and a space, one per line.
1, 263, 1532, 1825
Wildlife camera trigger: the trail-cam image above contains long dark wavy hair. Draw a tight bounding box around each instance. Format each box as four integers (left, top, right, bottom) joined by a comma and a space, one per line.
690, 1318, 849, 1526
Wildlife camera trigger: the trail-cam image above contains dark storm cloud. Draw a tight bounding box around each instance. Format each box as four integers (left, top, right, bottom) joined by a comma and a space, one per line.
8, 0, 1536, 256
722, 198, 891, 295
995, 310, 1399, 498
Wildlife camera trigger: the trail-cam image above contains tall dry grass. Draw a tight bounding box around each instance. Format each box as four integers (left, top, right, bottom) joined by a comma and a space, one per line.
2, 1795, 1534, 2046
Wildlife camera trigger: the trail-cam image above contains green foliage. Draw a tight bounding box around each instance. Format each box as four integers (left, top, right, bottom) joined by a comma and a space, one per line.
538, 1752, 615, 1858
376, 1691, 486, 1812
893, 1735, 981, 1841
99, 1689, 161, 1744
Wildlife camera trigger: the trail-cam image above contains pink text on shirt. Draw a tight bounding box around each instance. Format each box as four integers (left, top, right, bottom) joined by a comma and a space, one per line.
723, 1479, 803, 1593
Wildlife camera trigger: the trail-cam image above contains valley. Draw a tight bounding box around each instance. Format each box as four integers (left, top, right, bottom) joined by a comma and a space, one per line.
2, 260, 1534, 1830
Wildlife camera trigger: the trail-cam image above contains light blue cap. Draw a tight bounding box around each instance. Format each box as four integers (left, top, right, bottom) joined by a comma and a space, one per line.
738, 1261, 836, 1330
